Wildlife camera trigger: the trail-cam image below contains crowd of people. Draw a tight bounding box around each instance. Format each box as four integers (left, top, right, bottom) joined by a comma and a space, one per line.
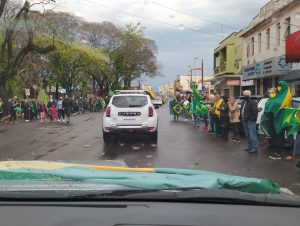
0, 95, 110, 124
169, 84, 300, 167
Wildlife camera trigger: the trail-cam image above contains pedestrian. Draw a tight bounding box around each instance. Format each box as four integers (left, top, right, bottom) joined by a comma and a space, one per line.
79, 97, 84, 114
57, 96, 64, 123
51, 101, 57, 122
39, 101, 46, 122
23, 99, 30, 122
89, 97, 93, 112
63, 95, 72, 124
0, 98, 4, 122
210, 94, 223, 136
228, 97, 241, 143
240, 90, 258, 153
29, 100, 35, 121
294, 129, 300, 168
9, 100, 17, 123
219, 96, 229, 141
33, 99, 38, 120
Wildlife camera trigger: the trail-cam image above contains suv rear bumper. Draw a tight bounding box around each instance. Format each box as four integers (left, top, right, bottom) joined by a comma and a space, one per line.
104, 125, 157, 134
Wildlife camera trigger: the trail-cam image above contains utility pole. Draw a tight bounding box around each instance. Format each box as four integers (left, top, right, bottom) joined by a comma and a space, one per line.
193, 57, 198, 85
201, 59, 204, 91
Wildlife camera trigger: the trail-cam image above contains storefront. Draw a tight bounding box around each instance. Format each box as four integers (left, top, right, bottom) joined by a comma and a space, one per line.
210, 75, 241, 97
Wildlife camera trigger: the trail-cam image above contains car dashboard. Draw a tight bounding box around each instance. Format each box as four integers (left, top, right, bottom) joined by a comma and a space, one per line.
0, 201, 299, 226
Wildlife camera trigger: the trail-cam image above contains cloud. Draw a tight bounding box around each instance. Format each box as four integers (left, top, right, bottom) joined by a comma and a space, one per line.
56, 0, 267, 90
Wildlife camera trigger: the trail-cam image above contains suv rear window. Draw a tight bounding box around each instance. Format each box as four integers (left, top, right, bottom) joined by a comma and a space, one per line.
112, 96, 148, 108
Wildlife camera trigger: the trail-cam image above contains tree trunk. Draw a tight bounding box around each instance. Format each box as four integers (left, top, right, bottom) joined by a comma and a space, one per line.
0, 80, 9, 114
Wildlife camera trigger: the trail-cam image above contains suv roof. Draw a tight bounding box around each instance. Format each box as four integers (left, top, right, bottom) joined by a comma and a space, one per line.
114, 90, 147, 94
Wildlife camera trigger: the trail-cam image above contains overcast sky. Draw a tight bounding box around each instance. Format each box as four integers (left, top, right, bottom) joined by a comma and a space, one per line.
55, 0, 268, 90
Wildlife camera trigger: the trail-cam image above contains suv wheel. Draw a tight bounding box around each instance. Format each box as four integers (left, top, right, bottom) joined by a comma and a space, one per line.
150, 130, 158, 143
103, 131, 111, 144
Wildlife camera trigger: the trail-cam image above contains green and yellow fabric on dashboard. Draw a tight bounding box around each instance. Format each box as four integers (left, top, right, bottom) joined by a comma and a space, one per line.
0, 161, 281, 194
261, 81, 293, 135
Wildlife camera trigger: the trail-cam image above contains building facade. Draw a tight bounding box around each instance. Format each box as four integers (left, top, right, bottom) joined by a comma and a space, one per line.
241, 0, 300, 96
174, 75, 211, 93
158, 81, 174, 97
213, 30, 243, 97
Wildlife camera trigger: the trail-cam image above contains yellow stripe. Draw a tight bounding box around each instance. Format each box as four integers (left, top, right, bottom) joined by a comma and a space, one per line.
280, 88, 292, 109
0, 161, 154, 173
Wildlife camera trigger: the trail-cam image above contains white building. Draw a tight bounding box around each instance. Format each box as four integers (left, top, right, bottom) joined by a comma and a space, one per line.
158, 81, 174, 97
241, 0, 300, 96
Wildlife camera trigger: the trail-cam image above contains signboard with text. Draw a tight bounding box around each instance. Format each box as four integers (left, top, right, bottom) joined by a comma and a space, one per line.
243, 56, 290, 80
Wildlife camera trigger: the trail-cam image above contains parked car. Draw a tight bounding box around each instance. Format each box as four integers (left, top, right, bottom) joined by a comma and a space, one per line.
237, 95, 264, 108
152, 97, 163, 108
102, 91, 158, 143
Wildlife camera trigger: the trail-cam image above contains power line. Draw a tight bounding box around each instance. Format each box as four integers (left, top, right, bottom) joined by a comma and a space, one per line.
150, 1, 238, 30
149, 1, 298, 44
82, 0, 228, 37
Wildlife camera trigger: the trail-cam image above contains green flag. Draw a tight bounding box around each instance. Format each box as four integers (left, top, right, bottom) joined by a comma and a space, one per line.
190, 84, 207, 117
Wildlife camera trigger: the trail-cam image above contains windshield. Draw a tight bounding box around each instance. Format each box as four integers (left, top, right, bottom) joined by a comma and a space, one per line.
112, 96, 148, 108
0, 0, 300, 204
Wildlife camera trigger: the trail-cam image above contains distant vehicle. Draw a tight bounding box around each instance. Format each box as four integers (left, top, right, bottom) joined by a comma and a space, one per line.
152, 97, 163, 108
102, 92, 158, 143
256, 98, 269, 134
237, 95, 264, 108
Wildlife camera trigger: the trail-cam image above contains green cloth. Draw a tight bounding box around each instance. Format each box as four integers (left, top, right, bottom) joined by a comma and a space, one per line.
191, 85, 208, 117
282, 108, 300, 135
108, 89, 115, 97
101, 99, 106, 109
0, 166, 280, 194
169, 99, 176, 114
261, 81, 293, 135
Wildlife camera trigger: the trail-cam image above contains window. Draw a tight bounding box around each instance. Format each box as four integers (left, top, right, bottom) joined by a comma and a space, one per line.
276, 23, 281, 46
258, 33, 261, 52
112, 96, 148, 108
251, 37, 255, 56
284, 17, 291, 39
266, 28, 270, 50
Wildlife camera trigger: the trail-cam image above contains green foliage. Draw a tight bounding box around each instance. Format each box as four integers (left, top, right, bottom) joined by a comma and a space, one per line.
37, 89, 49, 105
5, 75, 25, 99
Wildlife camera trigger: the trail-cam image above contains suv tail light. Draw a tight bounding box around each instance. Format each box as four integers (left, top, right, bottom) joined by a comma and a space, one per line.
148, 106, 153, 117
106, 107, 111, 117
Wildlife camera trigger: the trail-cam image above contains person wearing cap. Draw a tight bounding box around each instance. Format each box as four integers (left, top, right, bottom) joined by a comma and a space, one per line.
240, 90, 258, 153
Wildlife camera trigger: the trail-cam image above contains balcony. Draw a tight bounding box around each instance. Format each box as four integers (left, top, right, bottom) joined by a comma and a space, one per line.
214, 63, 227, 76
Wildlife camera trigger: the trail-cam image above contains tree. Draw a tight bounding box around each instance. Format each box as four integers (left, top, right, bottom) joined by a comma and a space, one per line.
115, 23, 159, 89
48, 41, 107, 95
0, 0, 55, 106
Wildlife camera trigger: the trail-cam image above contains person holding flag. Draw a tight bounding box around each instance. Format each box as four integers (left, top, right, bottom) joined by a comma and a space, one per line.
169, 96, 182, 120
261, 81, 294, 159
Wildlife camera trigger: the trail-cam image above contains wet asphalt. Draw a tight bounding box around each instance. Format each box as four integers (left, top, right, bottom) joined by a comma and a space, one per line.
0, 106, 300, 194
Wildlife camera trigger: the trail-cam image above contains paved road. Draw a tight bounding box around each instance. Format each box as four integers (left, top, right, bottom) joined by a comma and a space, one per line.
0, 106, 300, 194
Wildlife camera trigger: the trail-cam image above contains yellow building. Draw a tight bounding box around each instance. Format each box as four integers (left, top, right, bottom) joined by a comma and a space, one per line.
212, 30, 243, 97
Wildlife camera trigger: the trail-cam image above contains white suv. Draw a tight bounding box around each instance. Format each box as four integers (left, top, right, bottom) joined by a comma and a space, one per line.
102, 92, 158, 143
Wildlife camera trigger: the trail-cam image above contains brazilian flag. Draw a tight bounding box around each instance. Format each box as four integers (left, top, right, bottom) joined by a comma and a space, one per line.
261, 81, 293, 135
173, 104, 183, 114
281, 108, 300, 135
